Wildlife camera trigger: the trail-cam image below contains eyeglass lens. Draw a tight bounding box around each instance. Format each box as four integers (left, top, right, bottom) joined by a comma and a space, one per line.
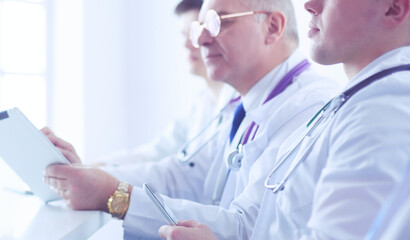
189, 9, 221, 48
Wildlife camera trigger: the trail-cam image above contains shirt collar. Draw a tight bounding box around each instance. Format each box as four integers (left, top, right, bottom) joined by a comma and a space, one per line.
241, 49, 307, 114
215, 84, 238, 113
347, 46, 410, 90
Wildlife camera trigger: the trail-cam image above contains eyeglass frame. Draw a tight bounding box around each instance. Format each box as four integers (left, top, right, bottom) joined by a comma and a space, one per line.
189, 9, 269, 48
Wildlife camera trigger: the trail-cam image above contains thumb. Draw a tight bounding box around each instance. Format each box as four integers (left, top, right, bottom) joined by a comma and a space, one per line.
158, 225, 173, 239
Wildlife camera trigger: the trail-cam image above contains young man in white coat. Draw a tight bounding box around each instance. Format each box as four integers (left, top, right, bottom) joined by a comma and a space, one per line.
158, 0, 410, 239
43, 0, 340, 239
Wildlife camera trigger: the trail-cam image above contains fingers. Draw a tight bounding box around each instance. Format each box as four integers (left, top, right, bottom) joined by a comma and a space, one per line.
57, 147, 81, 164
45, 175, 68, 189
45, 164, 72, 179
41, 127, 81, 164
158, 225, 189, 240
44, 168, 71, 202
46, 178, 72, 207
158, 221, 203, 240
44, 165, 120, 211
158, 225, 173, 239
44, 165, 84, 209
47, 133, 75, 153
41, 127, 53, 136
177, 220, 201, 228
51, 186, 71, 199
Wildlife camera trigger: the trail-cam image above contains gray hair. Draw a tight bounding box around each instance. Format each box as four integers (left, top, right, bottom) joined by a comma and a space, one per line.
240, 0, 299, 44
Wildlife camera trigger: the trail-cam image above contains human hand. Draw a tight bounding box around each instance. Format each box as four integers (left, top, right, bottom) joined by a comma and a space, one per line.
41, 127, 82, 164
158, 220, 217, 240
44, 164, 119, 211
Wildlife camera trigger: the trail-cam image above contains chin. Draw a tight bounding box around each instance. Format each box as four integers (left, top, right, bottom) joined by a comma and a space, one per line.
207, 63, 230, 79
311, 42, 346, 65
207, 69, 225, 82
310, 48, 336, 65
189, 68, 204, 78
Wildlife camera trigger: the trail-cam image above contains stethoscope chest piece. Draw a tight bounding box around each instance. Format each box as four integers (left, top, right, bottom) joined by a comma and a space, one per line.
227, 145, 244, 171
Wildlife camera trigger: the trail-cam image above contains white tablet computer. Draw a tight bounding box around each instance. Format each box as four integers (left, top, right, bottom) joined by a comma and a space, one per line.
0, 108, 70, 202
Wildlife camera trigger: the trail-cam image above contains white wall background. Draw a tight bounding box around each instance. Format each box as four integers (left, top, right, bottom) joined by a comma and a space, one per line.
52, 0, 203, 161
51, 0, 347, 162
51, 0, 84, 157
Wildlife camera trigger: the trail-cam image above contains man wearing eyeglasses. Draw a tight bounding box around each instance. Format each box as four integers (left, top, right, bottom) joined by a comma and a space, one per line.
43, 0, 340, 239
159, 0, 410, 239
90, 0, 236, 166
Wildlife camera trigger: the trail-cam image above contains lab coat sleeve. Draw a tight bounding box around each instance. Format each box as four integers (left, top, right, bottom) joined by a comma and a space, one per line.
98, 100, 233, 202
370, 166, 410, 240
302, 78, 410, 240
93, 89, 216, 165
100, 139, 217, 202
95, 119, 189, 164
122, 143, 281, 240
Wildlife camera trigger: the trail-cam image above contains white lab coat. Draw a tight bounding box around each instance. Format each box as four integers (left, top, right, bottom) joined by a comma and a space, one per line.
251, 46, 410, 240
96, 84, 235, 164
104, 51, 340, 239
364, 162, 410, 240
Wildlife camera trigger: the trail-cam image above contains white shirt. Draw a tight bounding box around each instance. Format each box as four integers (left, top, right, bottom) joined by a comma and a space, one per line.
251, 46, 410, 240
96, 83, 235, 165
105, 50, 340, 239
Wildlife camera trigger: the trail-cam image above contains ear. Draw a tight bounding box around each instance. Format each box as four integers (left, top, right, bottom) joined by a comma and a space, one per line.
264, 11, 286, 45
383, 0, 410, 26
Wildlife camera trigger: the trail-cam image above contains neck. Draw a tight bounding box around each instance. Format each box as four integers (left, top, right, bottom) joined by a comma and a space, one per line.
204, 77, 223, 102
239, 46, 295, 96
343, 49, 390, 80
344, 37, 410, 80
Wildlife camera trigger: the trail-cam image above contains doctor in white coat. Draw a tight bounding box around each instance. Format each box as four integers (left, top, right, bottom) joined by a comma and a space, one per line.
95, 0, 235, 165
43, 0, 340, 239
158, 0, 410, 239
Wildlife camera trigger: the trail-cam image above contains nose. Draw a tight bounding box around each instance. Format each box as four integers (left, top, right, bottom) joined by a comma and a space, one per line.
304, 0, 320, 16
197, 27, 214, 47
185, 36, 195, 50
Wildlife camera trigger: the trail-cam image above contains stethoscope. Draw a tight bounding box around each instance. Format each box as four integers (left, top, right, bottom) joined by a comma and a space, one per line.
226, 59, 311, 172
264, 63, 410, 194
177, 96, 241, 164
211, 59, 312, 205
226, 122, 259, 171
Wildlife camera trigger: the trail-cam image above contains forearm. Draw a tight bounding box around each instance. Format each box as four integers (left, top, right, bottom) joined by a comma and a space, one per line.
101, 153, 210, 201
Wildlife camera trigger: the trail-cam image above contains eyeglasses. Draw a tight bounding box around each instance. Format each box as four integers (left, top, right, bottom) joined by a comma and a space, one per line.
189, 9, 268, 48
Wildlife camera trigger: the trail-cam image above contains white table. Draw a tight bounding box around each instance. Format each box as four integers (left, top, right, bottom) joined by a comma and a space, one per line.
0, 160, 112, 240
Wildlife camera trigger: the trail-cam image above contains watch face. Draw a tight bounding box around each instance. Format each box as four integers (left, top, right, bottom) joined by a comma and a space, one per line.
112, 195, 128, 212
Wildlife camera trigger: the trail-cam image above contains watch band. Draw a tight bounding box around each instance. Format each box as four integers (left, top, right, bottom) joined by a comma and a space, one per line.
117, 181, 129, 193
107, 181, 130, 219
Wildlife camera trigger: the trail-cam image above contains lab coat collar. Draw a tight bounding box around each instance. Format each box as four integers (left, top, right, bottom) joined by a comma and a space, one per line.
243, 50, 307, 125
214, 84, 238, 114
347, 46, 410, 90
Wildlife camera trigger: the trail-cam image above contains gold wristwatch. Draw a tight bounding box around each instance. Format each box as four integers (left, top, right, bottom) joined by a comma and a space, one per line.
107, 181, 130, 219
